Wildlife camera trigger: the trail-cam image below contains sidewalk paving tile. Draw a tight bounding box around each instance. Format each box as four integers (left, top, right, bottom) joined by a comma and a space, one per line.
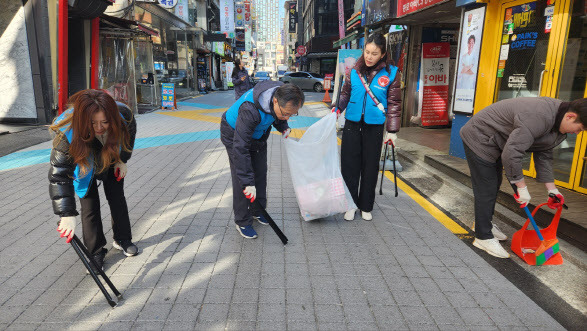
0, 91, 566, 330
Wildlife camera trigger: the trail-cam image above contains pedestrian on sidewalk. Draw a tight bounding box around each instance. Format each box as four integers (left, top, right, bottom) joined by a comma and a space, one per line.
49, 89, 138, 272
232, 59, 252, 100
332, 33, 402, 221
221, 81, 304, 239
461, 97, 587, 258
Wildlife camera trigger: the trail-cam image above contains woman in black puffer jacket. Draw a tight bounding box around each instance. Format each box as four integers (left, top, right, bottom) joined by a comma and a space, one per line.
231, 58, 252, 100
49, 89, 137, 272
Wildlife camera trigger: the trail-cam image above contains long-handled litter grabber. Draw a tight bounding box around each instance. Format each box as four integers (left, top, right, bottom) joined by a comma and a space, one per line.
511, 184, 559, 265
379, 140, 399, 197
390, 140, 398, 197
70, 235, 122, 307
379, 142, 388, 196
253, 200, 288, 245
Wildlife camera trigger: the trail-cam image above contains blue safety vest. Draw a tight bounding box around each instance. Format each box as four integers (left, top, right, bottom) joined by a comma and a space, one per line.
53, 108, 125, 198
345, 66, 398, 124
225, 89, 275, 139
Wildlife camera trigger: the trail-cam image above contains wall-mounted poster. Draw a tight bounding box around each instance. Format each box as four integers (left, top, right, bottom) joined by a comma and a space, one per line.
453, 6, 486, 114
418, 43, 450, 127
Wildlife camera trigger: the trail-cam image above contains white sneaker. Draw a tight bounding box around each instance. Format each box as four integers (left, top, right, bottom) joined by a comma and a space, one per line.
473, 238, 510, 258
491, 225, 507, 241
473, 224, 508, 241
361, 211, 372, 221
344, 209, 356, 221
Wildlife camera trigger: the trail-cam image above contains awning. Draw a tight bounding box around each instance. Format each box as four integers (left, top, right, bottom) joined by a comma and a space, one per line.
136, 2, 192, 30
333, 30, 361, 48
306, 52, 337, 58
391, 0, 461, 25
100, 14, 159, 37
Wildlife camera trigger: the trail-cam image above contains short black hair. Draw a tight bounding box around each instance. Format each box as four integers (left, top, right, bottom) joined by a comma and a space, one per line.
468, 35, 475, 43
569, 98, 587, 126
274, 83, 305, 108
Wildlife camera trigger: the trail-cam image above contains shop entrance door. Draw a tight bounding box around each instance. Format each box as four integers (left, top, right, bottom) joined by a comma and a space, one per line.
494, 0, 587, 191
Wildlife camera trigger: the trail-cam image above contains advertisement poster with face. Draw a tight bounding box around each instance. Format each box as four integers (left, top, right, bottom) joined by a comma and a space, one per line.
453, 6, 485, 114
332, 49, 363, 102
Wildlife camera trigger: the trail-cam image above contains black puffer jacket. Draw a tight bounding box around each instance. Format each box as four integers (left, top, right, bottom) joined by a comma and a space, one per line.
48, 102, 136, 217
232, 68, 252, 99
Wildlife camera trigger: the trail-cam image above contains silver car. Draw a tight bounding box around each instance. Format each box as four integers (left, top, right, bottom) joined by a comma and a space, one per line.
281, 71, 327, 92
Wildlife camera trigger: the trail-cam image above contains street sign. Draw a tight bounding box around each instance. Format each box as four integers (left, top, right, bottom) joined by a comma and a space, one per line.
296, 45, 307, 57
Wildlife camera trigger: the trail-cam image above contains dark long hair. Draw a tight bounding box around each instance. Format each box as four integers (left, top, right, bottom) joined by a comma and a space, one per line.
50, 89, 130, 175
354, 33, 393, 75
232, 59, 242, 77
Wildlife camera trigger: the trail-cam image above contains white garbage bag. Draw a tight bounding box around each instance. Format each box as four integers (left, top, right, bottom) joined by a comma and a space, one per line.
284, 113, 356, 221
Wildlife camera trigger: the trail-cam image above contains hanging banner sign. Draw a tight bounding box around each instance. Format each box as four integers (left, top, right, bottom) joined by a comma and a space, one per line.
174, 0, 189, 23
419, 43, 450, 127
235, 2, 245, 28
453, 6, 486, 114
397, 0, 447, 18
289, 2, 297, 33
244, 0, 252, 26
337, 0, 345, 48
219, 0, 235, 33
245, 26, 252, 51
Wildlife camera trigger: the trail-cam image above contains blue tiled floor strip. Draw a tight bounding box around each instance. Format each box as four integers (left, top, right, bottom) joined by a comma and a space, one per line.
0, 116, 320, 171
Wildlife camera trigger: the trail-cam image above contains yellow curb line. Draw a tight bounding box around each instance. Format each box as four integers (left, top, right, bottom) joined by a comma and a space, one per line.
384, 172, 469, 234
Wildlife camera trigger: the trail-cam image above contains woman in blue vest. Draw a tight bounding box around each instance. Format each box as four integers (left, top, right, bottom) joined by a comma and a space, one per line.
49, 89, 137, 272
333, 33, 402, 221
220, 81, 304, 239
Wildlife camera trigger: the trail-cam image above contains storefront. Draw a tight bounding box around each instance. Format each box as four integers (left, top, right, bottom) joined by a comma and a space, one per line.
391, 0, 462, 128
453, 0, 587, 193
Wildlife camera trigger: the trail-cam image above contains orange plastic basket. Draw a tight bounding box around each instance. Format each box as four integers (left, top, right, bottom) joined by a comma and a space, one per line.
511, 202, 563, 265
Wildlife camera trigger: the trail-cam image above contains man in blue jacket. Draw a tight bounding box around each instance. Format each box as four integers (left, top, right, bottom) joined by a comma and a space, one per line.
221, 81, 305, 238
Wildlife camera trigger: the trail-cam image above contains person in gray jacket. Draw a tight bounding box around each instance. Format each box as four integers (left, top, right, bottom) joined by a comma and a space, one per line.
460, 97, 586, 258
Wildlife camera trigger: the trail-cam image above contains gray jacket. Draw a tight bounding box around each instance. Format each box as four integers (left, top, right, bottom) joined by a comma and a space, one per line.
460, 97, 566, 183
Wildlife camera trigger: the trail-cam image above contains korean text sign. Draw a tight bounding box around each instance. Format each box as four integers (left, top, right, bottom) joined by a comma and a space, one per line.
161, 83, 175, 108
418, 43, 450, 127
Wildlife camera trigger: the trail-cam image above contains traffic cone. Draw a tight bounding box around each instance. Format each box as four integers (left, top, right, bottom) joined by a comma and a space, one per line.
322, 88, 332, 104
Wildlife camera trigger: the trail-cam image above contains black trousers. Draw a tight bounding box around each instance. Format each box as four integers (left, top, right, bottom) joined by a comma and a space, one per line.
463, 143, 502, 240
341, 119, 384, 212
220, 122, 268, 227
80, 167, 132, 255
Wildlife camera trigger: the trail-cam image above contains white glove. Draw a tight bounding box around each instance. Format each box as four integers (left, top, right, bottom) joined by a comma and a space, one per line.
243, 186, 257, 202
114, 162, 127, 181
384, 132, 397, 146
514, 186, 531, 207
58, 216, 77, 243
282, 128, 291, 139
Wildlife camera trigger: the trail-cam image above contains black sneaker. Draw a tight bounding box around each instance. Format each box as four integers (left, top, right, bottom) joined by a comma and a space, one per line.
113, 239, 139, 257
86, 248, 106, 275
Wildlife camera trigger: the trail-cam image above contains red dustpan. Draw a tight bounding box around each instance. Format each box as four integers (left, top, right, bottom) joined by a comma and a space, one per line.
511, 202, 563, 265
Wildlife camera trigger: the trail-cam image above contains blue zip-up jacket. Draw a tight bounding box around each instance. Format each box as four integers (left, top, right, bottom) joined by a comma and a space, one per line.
48, 102, 136, 217
220, 80, 289, 188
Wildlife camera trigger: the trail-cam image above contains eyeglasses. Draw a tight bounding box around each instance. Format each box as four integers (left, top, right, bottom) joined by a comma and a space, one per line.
277, 103, 298, 117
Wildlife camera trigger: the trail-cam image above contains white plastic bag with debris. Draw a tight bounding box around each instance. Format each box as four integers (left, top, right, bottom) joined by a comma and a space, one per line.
284, 113, 356, 221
